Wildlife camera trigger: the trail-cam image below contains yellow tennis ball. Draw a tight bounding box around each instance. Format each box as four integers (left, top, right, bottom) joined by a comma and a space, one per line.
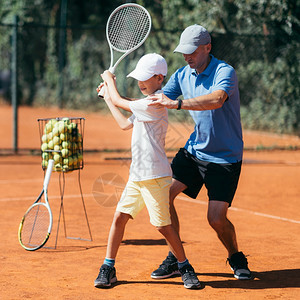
53, 136, 61, 145
42, 152, 49, 160
62, 117, 70, 125
61, 148, 69, 158
53, 145, 61, 153
52, 126, 59, 137
68, 122, 77, 133
56, 121, 64, 134
49, 118, 57, 126
48, 140, 54, 150
54, 163, 62, 172
42, 159, 48, 168
60, 132, 67, 141
62, 164, 69, 172
63, 156, 73, 166
41, 134, 48, 143
41, 143, 48, 151
62, 141, 70, 149
58, 121, 68, 134
47, 132, 54, 141
44, 123, 52, 134
53, 153, 61, 163
45, 119, 57, 133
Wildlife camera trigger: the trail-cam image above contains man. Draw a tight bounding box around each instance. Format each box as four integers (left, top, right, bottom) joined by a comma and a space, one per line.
148, 24, 252, 280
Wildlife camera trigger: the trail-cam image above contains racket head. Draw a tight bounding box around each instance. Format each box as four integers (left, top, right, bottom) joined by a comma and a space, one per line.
18, 202, 52, 251
106, 3, 152, 53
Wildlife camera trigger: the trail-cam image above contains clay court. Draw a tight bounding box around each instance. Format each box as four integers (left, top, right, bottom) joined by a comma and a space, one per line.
1, 104, 300, 299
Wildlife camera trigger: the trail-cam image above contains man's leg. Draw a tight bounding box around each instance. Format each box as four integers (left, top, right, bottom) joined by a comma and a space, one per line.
207, 200, 238, 257
207, 200, 251, 280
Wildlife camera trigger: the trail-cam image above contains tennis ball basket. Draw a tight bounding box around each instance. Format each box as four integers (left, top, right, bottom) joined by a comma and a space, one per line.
37, 117, 92, 249
38, 117, 85, 172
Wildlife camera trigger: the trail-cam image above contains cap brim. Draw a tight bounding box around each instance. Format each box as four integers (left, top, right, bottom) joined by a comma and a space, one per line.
174, 44, 198, 54
126, 70, 153, 81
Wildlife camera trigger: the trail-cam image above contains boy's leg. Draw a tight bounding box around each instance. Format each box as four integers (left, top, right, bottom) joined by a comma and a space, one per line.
151, 179, 187, 279
157, 224, 185, 262
156, 224, 201, 289
106, 211, 131, 259
169, 178, 187, 234
94, 211, 131, 288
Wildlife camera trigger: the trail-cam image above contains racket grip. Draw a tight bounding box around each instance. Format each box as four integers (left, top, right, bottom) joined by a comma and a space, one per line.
44, 159, 54, 189
98, 67, 115, 98
98, 85, 104, 98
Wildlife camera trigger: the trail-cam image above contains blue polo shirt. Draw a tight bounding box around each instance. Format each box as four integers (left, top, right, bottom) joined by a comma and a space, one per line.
163, 55, 243, 164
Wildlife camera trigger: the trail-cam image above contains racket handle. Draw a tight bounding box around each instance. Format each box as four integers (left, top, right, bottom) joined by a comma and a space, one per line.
98, 67, 115, 98
44, 159, 54, 189
98, 85, 104, 98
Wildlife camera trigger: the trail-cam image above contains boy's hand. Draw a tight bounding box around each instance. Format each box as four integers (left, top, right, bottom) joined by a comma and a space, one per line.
96, 82, 112, 102
101, 70, 115, 83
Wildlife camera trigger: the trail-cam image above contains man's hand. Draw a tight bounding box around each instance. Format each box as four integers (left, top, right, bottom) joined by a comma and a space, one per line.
147, 93, 178, 109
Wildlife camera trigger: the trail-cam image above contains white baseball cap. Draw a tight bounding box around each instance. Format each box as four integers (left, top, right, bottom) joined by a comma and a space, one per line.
174, 24, 211, 54
127, 53, 167, 81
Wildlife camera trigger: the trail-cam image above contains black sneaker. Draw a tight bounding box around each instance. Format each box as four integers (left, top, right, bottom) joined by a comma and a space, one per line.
179, 264, 201, 289
151, 253, 180, 279
94, 264, 117, 288
227, 251, 252, 280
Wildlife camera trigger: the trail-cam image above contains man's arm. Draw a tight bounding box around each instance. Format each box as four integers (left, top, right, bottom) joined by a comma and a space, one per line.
147, 90, 227, 111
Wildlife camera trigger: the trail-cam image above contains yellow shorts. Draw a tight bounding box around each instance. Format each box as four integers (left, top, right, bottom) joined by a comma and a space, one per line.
116, 176, 172, 227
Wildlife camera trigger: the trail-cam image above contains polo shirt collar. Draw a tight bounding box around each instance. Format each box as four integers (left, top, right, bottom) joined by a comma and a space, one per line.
191, 54, 216, 77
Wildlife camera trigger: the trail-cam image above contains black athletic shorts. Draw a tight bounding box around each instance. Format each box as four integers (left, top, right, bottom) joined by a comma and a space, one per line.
171, 148, 242, 206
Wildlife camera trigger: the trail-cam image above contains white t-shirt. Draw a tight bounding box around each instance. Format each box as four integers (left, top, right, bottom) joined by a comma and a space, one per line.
128, 90, 172, 181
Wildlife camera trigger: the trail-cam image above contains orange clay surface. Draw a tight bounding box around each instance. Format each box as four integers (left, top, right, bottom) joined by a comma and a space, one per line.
0, 104, 300, 299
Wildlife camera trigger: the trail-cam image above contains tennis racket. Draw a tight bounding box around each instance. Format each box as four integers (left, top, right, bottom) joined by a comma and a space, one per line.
18, 159, 54, 251
98, 3, 152, 97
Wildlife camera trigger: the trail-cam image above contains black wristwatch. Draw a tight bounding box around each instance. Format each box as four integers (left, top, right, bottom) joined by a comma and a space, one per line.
177, 98, 182, 110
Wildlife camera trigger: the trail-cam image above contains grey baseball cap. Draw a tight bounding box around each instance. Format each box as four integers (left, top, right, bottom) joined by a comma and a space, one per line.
174, 24, 211, 54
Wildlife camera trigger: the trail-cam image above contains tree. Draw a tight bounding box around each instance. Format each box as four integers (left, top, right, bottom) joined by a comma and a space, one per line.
0, 0, 298, 133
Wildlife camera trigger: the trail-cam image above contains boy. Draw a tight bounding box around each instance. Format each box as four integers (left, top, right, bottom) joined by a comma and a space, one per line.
94, 53, 201, 289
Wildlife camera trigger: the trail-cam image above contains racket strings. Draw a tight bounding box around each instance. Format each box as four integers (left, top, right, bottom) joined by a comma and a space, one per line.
108, 6, 151, 51
21, 204, 50, 247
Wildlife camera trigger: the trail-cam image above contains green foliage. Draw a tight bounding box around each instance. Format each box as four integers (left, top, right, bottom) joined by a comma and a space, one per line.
0, 0, 299, 134
239, 56, 299, 133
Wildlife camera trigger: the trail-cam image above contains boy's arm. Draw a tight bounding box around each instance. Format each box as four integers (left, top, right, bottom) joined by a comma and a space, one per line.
101, 71, 132, 112
102, 83, 133, 131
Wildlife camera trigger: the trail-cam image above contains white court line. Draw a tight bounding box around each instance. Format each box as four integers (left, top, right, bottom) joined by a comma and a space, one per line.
0, 194, 94, 202
0, 178, 42, 184
1, 193, 299, 225
176, 195, 300, 224
229, 207, 300, 224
